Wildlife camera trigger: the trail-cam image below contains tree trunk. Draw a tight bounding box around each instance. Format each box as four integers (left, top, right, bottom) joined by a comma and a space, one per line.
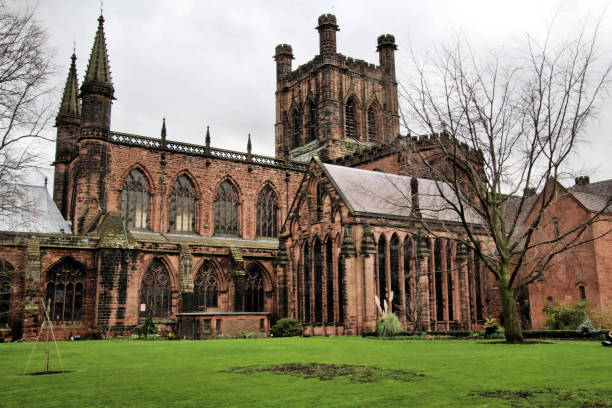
498, 281, 523, 343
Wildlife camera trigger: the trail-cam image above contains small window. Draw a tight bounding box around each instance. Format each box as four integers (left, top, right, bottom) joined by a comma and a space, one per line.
553, 218, 560, 238
345, 99, 356, 139
579, 285, 586, 300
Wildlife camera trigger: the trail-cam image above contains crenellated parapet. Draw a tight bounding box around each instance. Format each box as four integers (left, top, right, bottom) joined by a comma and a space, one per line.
274, 14, 399, 161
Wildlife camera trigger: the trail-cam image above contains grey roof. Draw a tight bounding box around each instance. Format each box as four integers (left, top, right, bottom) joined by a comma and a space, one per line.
0, 184, 71, 234
569, 179, 612, 213
321, 162, 482, 224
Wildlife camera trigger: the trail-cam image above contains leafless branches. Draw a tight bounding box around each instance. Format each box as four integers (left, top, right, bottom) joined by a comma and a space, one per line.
398, 20, 611, 341
0, 1, 56, 227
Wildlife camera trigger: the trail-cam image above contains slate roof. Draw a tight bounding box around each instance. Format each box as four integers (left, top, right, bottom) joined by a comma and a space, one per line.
0, 184, 71, 234
320, 162, 482, 224
569, 179, 612, 213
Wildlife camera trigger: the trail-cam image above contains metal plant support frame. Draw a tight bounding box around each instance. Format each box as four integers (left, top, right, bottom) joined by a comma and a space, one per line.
24, 298, 65, 375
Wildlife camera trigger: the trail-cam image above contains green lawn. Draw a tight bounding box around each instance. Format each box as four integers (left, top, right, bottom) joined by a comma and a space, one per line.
0, 337, 610, 407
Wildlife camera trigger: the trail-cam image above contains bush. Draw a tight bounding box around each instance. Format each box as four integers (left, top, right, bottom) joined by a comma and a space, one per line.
543, 300, 589, 330
590, 306, 612, 329
235, 330, 265, 339
376, 313, 402, 337
270, 318, 303, 337
484, 318, 499, 335
135, 310, 158, 337
82, 330, 103, 340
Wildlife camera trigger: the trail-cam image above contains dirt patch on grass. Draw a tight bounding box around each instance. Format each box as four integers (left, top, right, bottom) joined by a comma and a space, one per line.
222, 363, 424, 383
477, 340, 553, 345
470, 388, 612, 407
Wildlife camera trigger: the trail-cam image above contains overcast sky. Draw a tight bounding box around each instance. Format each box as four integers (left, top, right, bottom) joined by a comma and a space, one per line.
18, 0, 612, 183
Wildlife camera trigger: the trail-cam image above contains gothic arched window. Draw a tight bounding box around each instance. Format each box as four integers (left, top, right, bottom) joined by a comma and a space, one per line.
313, 238, 323, 323
244, 267, 264, 312
121, 169, 150, 229
316, 182, 323, 220
377, 235, 387, 310
0, 260, 14, 328
45, 259, 84, 322
303, 242, 311, 323
305, 102, 317, 142
214, 180, 238, 235
403, 237, 414, 321
292, 112, 301, 149
194, 262, 217, 311
345, 98, 356, 139
256, 185, 278, 237
170, 175, 196, 232
390, 234, 401, 314
367, 104, 380, 142
446, 241, 454, 321
434, 239, 444, 321
140, 259, 171, 318
325, 239, 334, 324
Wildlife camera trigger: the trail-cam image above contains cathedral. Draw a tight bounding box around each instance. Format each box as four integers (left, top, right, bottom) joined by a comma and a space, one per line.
0, 13, 499, 340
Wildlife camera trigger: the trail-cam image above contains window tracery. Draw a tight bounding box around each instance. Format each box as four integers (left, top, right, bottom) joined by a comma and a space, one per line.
215, 180, 238, 235
256, 185, 278, 237
140, 259, 171, 318
169, 175, 196, 232
244, 267, 264, 312
45, 259, 84, 322
345, 98, 356, 139
121, 169, 150, 229
194, 262, 218, 311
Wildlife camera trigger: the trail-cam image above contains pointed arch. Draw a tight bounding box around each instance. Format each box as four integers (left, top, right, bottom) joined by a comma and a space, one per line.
446, 240, 454, 321
344, 96, 358, 140
304, 99, 317, 143
121, 167, 151, 229
303, 240, 312, 323
169, 173, 196, 232
313, 237, 323, 323
390, 233, 401, 314
256, 184, 279, 237
139, 257, 173, 318
45, 257, 85, 322
214, 178, 239, 235
288, 106, 301, 150
367, 100, 383, 143
243, 263, 266, 312
403, 236, 414, 322
377, 234, 387, 310
434, 239, 444, 321
193, 259, 219, 311
325, 235, 334, 324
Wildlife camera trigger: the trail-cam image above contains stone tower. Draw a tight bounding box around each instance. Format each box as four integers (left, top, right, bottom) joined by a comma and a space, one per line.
274, 14, 399, 161
53, 52, 80, 219
72, 14, 115, 234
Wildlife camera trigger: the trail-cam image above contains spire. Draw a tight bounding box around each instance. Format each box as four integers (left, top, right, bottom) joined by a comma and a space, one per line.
205, 126, 211, 148
160, 118, 167, 147
82, 13, 114, 97
247, 133, 252, 155
57, 53, 80, 121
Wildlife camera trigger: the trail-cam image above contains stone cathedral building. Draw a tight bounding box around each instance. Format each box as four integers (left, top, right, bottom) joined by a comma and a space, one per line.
0, 13, 497, 340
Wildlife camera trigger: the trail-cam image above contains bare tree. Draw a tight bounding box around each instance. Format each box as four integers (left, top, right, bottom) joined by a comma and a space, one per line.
399, 23, 612, 342
0, 1, 55, 228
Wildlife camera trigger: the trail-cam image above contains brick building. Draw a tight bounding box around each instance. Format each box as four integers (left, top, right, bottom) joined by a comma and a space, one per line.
1, 13, 500, 340
508, 177, 612, 329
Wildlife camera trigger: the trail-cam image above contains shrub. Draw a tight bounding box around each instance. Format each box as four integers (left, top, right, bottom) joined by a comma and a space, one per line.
576, 317, 601, 336
135, 310, 158, 337
543, 300, 589, 330
235, 330, 265, 339
376, 312, 402, 337
270, 318, 303, 337
590, 305, 612, 329
82, 330, 103, 340
484, 318, 499, 335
